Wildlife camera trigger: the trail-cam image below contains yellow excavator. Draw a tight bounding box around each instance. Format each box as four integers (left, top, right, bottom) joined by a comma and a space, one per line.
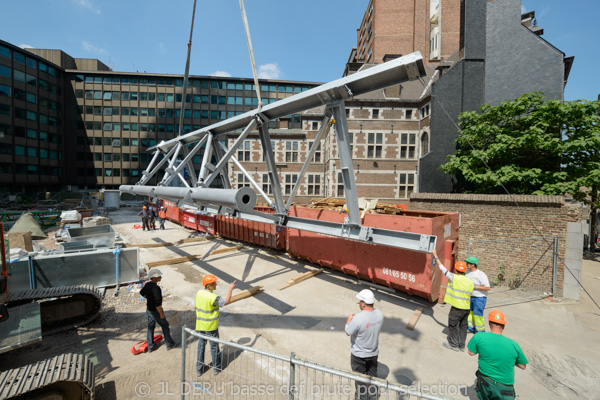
0, 222, 101, 399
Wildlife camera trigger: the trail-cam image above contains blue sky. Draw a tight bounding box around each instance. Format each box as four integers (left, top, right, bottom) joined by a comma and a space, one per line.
1, 0, 597, 101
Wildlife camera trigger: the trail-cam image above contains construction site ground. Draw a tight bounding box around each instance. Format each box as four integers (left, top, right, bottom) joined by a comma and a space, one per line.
1, 208, 599, 399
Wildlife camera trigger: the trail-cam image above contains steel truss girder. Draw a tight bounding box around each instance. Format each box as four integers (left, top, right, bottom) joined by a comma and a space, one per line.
148, 52, 426, 152
121, 52, 436, 252
200, 206, 435, 253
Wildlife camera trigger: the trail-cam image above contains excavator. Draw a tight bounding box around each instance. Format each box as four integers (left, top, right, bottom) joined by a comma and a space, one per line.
0, 222, 102, 399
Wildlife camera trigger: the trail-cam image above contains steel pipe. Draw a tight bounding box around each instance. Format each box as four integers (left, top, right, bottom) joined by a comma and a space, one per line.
119, 185, 257, 213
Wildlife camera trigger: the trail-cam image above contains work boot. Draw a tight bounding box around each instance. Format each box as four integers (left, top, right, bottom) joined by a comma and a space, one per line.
442, 342, 459, 352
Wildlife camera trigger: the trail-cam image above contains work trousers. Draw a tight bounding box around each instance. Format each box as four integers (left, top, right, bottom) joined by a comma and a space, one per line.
350, 353, 379, 400
197, 329, 222, 374
448, 306, 470, 350
160, 218, 166, 230
142, 217, 150, 231
468, 296, 487, 333
475, 371, 516, 400
146, 310, 175, 350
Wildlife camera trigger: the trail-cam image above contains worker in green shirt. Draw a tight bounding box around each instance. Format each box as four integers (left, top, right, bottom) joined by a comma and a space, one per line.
467, 310, 528, 400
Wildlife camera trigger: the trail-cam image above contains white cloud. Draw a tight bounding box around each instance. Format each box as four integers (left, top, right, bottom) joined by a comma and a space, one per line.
20, 44, 34, 49
210, 70, 232, 77
258, 63, 280, 79
521, 5, 526, 13
82, 40, 108, 56
72, 0, 101, 14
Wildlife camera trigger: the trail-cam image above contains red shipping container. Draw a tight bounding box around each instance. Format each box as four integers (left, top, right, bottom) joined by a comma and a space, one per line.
181, 210, 198, 230
216, 210, 286, 250
196, 214, 216, 235
286, 206, 459, 302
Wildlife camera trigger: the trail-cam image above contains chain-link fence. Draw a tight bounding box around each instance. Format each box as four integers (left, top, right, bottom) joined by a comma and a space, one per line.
467, 237, 558, 306
180, 327, 463, 400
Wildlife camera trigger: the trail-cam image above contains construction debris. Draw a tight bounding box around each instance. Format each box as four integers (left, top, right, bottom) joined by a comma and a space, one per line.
279, 269, 324, 290
6, 231, 33, 252
82, 216, 110, 227
208, 244, 244, 256
307, 197, 408, 215
8, 212, 47, 239
229, 285, 263, 304
406, 307, 424, 331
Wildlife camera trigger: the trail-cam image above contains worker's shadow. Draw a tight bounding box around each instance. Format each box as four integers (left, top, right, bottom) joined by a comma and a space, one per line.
221, 334, 261, 370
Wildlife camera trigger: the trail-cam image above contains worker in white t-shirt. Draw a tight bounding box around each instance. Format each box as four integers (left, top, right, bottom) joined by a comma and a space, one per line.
465, 257, 490, 333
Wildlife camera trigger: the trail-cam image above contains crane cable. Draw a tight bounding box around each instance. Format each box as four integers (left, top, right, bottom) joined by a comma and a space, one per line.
239, 0, 264, 110
177, 0, 198, 138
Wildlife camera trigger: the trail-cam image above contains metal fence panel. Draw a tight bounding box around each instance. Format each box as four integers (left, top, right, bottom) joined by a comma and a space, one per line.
181, 328, 461, 400
467, 237, 558, 306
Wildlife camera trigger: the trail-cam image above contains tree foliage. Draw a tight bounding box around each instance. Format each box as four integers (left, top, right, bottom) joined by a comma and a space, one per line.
440, 92, 600, 209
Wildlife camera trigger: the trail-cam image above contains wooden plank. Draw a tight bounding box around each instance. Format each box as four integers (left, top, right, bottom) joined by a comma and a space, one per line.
229, 286, 263, 304
125, 242, 172, 248
146, 255, 202, 268
175, 236, 215, 245
208, 244, 244, 256
278, 269, 324, 290
123, 235, 215, 249
405, 307, 424, 331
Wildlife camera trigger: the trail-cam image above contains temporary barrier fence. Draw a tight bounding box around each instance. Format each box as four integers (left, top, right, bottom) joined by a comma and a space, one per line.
181, 327, 461, 400
467, 236, 558, 306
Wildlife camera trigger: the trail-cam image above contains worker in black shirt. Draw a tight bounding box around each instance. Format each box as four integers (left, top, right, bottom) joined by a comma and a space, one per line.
140, 268, 178, 351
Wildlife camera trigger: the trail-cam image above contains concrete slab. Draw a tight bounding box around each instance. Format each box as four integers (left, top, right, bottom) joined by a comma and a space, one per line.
109, 208, 600, 399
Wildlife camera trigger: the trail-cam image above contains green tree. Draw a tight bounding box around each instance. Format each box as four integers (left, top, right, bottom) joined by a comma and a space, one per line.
441, 92, 600, 245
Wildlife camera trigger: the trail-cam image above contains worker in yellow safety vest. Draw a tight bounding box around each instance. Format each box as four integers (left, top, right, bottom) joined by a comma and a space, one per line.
432, 249, 474, 352
195, 274, 236, 376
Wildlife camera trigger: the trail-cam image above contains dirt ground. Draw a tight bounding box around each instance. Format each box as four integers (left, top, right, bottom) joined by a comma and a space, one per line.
1, 208, 599, 399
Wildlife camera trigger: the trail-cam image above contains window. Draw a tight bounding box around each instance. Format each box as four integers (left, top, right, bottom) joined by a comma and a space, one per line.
400, 133, 416, 159
284, 174, 298, 195
307, 174, 321, 196
311, 121, 319, 131
0, 65, 10, 78
405, 110, 412, 120
0, 44, 10, 59
399, 173, 415, 198
420, 104, 430, 118
372, 109, 379, 119
367, 132, 383, 158
237, 140, 251, 161
237, 173, 251, 189
26, 57, 36, 68
262, 174, 272, 195
337, 172, 345, 197
421, 132, 429, 156
14, 52, 25, 63
285, 141, 299, 163
309, 141, 322, 163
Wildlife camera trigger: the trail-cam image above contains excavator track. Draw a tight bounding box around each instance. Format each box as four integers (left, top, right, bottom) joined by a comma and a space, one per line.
7, 285, 102, 335
0, 353, 95, 400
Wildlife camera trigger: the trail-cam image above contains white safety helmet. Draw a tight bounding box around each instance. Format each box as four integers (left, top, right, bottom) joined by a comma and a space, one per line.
356, 289, 375, 304
148, 268, 163, 278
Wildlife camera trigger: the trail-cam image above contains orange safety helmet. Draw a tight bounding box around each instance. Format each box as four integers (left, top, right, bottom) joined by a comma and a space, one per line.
202, 274, 218, 287
143, 206, 147, 209
454, 261, 468, 273
489, 310, 507, 325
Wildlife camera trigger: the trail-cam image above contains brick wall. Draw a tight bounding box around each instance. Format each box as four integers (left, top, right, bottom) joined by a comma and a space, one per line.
409, 194, 582, 297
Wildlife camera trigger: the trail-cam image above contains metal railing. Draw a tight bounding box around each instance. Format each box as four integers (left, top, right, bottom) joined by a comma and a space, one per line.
181, 327, 462, 400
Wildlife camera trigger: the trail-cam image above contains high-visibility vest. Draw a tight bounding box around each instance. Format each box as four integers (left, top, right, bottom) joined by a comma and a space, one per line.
159, 210, 166, 219
444, 274, 474, 310
195, 290, 219, 331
